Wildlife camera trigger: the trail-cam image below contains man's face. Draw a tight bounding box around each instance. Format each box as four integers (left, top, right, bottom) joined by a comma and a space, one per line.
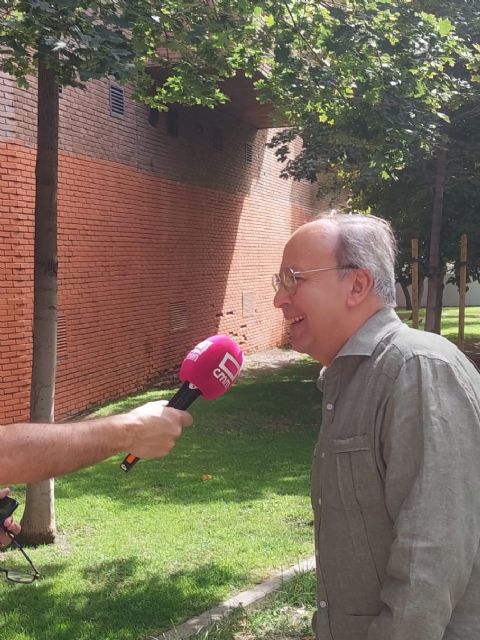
273, 223, 353, 365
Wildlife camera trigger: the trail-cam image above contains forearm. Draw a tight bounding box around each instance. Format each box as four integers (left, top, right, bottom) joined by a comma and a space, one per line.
0, 415, 133, 484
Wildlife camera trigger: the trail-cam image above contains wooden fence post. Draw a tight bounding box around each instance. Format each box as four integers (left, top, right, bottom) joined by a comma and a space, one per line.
458, 234, 468, 352
411, 239, 419, 329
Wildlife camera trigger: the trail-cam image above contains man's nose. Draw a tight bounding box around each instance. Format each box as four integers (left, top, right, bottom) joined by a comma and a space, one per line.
273, 286, 290, 308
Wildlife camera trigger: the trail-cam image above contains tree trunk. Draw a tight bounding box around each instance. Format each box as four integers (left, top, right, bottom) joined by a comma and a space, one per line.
20, 56, 59, 545
399, 280, 412, 310
424, 144, 448, 334
418, 277, 424, 310
398, 280, 412, 311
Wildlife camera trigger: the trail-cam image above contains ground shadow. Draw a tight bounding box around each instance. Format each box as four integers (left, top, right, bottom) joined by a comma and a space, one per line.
0, 556, 249, 640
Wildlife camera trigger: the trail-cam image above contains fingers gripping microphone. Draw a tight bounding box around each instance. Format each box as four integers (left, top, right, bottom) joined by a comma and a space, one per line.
120, 335, 244, 472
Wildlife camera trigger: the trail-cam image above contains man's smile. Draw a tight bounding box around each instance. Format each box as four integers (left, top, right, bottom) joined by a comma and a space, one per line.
286, 315, 305, 325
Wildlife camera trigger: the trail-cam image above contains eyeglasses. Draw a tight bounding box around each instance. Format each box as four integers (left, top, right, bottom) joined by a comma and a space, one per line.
272, 265, 357, 295
0, 531, 41, 584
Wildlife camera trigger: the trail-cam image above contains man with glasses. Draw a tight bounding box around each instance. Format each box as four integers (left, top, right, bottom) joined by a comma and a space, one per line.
273, 213, 480, 640
0, 401, 192, 551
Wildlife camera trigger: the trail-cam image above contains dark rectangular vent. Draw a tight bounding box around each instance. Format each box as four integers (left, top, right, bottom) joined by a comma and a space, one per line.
170, 301, 187, 332
57, 315, 67, 355
167, 109, 179, 136
148, 108, 159, 127
110, 85, 125, 117
213, 128, 223, 151
242, 291, 255, 318
245, 142, 253, 163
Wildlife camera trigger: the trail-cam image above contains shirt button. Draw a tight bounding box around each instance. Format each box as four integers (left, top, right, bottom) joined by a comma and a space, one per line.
319, 600, 328, 609
318, 497, 322, 506
326, 403, 334, 411
320, 452, 325, 459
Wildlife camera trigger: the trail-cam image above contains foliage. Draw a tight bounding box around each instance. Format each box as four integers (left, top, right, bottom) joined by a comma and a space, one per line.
254, 1, 475, 184
0, 0, 262, 107
247, 1, 480, 307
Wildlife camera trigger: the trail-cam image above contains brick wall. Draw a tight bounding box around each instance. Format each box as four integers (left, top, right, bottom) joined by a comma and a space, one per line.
0, 74, 328, 423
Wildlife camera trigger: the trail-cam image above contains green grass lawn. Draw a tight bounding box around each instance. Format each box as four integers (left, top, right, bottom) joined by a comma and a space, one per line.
0, 359, 320, 640
396, 306, 480, 349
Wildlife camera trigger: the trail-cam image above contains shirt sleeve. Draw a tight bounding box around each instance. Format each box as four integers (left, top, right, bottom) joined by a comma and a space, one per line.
368, 355, 480, 640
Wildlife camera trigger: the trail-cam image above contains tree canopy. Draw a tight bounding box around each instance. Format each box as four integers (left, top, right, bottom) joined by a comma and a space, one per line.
250, 0, 480, 329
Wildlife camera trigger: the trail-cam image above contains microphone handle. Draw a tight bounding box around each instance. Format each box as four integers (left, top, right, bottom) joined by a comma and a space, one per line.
120, 381, 202, 472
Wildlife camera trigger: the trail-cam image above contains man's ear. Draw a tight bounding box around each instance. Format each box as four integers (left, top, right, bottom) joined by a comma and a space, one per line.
345, 269, 375, 308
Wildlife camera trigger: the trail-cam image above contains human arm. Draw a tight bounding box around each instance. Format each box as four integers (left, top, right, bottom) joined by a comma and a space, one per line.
0, 401, 192, 484
368, 356, 480, 640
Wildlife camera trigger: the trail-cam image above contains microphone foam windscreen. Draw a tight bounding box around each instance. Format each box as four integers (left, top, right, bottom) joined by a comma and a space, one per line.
179, 335, 244, 400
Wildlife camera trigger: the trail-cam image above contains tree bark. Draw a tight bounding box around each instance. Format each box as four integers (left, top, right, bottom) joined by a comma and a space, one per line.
399, 280, 412, 310
424, 144, 448, 334
418, 277, 424, 310
20, 56, 59, 545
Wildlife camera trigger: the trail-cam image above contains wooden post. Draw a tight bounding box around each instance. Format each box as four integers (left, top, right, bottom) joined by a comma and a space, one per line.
458, 234, 467, 352
411, 239, 419, 329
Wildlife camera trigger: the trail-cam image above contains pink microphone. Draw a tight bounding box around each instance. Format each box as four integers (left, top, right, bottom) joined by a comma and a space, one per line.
120, 335, 244, 472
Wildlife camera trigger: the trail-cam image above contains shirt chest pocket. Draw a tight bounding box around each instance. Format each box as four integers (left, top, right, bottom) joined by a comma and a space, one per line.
325, 434, 384, 510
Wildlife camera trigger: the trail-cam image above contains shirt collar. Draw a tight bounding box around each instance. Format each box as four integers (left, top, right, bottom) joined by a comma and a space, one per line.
317, 307, 401, 391
335, 306, 402, 359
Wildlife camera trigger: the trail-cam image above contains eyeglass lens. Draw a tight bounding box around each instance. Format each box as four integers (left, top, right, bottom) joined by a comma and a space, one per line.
5, 569, 37, 583
272, 268, 296, 293
1, 531, 40, 583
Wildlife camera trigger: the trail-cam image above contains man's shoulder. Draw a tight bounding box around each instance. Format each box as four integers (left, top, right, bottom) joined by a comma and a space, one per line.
386, 323, 457, 360
375, 322, 479, 383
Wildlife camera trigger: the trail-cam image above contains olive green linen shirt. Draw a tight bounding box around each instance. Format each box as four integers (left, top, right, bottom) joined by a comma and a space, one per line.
311, 307, 480, 640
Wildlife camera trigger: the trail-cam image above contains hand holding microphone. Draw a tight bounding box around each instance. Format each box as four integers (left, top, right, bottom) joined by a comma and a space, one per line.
125, 401, 193, 460
121, 335, 244, 472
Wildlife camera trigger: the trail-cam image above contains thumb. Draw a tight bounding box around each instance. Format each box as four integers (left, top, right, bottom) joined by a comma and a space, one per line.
172, 409, 193, 428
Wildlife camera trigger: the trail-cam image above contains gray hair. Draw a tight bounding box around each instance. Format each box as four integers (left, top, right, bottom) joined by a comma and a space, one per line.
319, 212, 397, 307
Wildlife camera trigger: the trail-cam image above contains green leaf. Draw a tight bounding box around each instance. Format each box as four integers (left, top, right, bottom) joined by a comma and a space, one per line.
437, 18, 453, 37
253, 6, 263, 18
264, 14, 275, 28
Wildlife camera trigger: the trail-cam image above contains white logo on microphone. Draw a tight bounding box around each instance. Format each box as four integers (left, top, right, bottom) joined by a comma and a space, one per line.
187, 339, 213, 362
213, 352, 242, 388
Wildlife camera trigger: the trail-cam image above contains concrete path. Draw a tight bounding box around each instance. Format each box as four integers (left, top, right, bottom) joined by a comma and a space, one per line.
148, 555, 315, 640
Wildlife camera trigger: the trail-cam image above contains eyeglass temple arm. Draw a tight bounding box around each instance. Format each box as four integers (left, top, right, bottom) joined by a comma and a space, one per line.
5, 530, 41, 576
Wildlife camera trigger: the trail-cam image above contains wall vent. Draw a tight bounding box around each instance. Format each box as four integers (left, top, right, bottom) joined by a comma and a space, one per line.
244, 142, 253, 163
109, 85, 125, 117
169, 301, 188, 332
242, 291, 255, 318
148, 108, 159, 127
57, 315, 67, 356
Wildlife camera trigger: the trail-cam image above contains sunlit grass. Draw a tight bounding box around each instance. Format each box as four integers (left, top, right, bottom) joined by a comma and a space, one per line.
396, 306, 480, 349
